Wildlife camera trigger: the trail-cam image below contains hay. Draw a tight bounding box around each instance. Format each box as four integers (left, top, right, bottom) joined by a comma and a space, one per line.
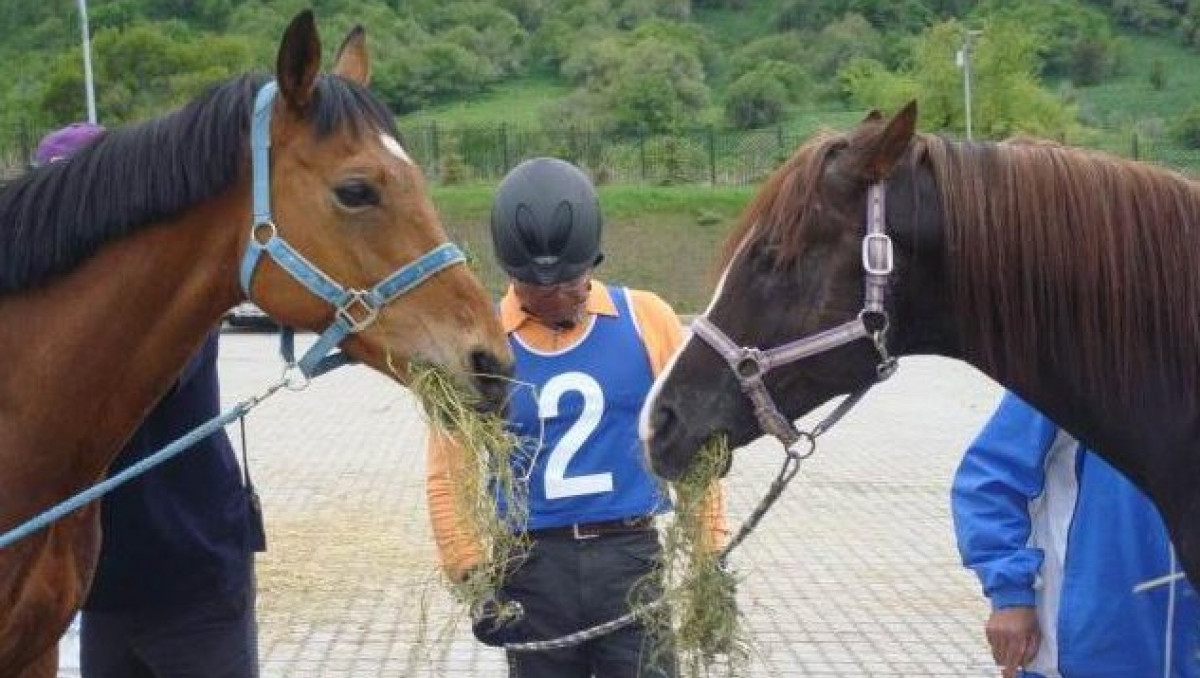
645, 437, 751, 677
404, 360, 533, 630
397, 357, 750, 673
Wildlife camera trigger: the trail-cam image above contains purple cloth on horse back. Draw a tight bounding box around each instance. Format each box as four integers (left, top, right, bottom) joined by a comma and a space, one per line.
35, 122, 106, 165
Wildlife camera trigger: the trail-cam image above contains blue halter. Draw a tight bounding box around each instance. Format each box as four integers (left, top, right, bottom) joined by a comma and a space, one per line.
238, 81, 466, 377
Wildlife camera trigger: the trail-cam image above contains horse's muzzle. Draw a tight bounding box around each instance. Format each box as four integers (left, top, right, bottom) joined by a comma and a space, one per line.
470, 349, 513, 416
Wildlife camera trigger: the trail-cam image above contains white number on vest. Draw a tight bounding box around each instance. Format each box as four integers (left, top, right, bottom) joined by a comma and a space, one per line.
540, 372, 612, 499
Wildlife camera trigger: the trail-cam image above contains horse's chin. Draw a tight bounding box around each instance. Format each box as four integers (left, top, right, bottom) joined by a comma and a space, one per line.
647, 449, 688, 482
646, 431, 734, 482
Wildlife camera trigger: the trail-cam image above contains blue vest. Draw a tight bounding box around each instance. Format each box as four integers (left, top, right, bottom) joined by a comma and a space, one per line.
504, 285, 670, 530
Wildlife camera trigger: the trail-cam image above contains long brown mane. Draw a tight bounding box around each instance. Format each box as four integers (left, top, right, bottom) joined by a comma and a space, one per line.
722, 128, 1200, 408
924, 134, 1200, 407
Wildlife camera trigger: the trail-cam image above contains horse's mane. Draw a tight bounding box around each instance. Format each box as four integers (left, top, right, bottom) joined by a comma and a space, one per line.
0, 73, 398, 293
718, 129, 843, 272
924, 134, 1200, 405
722, 126, 1200, 406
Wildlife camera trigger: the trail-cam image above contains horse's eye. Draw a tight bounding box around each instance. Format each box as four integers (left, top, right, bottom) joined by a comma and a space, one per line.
333, 180, 379, 209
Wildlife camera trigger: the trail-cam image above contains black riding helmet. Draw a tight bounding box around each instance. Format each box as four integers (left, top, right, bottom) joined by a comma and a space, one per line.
490, 157, 604, 285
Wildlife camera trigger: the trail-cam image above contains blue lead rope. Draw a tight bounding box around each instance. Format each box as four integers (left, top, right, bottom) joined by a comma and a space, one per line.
0, 382, 285, 551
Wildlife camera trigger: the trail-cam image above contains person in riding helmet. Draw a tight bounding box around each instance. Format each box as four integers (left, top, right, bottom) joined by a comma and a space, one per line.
426, 157, 729, 677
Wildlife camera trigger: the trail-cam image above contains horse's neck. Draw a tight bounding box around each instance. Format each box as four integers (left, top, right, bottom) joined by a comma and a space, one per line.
0, 193, 244, 513
970, 347, 1195, 500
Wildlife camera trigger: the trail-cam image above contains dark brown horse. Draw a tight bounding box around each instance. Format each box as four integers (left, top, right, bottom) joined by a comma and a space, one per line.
642, 101, 1200, 588
0, 12, 511, 677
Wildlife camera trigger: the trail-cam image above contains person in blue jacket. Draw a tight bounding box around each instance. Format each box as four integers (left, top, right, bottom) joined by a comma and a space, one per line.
951, 392, 1199, 678
38, 122, 265, 678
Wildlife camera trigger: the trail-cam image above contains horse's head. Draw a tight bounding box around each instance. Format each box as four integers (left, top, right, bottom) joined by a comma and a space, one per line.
243, 12, 512, 410
643, 102, 951, 480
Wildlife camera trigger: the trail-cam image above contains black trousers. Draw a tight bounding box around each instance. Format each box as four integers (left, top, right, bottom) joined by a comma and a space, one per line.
503, 529, 677, 678
80, 584, 258, 678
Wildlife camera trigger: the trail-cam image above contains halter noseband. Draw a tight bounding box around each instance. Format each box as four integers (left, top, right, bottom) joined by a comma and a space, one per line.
238, 82, 466, 377
691, 182, 898, 450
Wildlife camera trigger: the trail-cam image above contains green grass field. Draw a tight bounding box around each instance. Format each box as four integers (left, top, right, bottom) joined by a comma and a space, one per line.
1075, 35, 1200, 127
400, 77, 573, 130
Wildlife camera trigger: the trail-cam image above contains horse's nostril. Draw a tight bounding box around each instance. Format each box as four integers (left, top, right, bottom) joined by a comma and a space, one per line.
651, 403, 677, 438
470, 348, 512, 379
470, 349, 512, 415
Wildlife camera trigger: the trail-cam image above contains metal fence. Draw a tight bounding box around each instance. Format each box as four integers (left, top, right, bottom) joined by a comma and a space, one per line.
6, 118, 1200, 185
0, 120, 44, 184
393, 122, 805, 185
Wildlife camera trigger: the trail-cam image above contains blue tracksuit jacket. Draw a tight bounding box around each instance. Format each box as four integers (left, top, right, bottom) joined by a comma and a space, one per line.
951, 392, 1199, 678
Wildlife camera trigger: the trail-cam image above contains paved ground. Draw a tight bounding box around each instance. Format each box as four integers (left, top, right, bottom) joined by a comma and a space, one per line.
204, 331, 1001, 677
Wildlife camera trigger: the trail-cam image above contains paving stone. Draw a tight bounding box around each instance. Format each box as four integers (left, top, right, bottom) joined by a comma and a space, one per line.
218, 333, 1002, 677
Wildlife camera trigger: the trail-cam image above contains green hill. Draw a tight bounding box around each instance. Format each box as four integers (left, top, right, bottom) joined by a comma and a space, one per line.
7, 0, 1200, 171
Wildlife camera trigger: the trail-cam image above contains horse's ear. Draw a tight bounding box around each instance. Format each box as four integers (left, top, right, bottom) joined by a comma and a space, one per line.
333, 25, 370, 86
276, 10, 322, 114
862, 109, 883, 122
855, 100, 917, 182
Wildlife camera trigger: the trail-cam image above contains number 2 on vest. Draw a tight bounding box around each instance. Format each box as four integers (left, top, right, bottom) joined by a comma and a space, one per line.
540, 372, 613, 499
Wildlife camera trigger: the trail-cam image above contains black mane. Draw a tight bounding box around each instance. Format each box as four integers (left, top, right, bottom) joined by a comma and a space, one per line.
0, 73, 398, 293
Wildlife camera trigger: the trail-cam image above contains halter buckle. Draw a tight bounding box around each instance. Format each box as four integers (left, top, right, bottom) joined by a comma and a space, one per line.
861, 232, 894, 276
336, 290, 379, 333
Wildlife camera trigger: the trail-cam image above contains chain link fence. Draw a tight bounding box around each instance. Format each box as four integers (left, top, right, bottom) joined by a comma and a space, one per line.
6, 117, 1200, 186
0, 120, 45, 186
393, 122, 808, 186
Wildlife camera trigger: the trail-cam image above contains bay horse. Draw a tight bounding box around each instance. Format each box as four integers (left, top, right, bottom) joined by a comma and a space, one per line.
642, 101, 1200, 588
0, 11, 511, 677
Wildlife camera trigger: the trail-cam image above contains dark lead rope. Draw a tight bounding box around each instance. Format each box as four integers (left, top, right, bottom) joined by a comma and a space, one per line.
504, 388, 869, 652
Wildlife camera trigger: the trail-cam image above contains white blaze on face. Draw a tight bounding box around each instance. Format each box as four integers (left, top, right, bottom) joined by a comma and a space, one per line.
638, 235, 744, 444
380, 133, 412, 164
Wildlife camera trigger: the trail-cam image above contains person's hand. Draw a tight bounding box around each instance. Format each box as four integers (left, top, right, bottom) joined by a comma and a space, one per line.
470, 589, 526, 647
984, 606, 1039, 678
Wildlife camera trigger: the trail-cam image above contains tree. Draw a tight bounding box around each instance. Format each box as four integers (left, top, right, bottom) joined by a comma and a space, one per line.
725, 69, 789, 128
729, 33, 807, 81
837, 56, 918, 114
968, 17, 1078, 137
971, 0, 1123, 85
810, 13, 885, 81
772, 0, 839, 32
838, 19, 1077, 138
561, 36, 626, 89
1171, 106, 1200, 148
605, 37, 709, 133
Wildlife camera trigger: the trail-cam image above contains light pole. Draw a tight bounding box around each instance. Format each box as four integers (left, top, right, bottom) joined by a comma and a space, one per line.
956, 29, 983, 141
77, 0, 97, 124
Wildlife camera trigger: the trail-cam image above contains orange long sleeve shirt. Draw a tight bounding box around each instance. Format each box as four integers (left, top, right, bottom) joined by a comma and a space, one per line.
425, 280, 728, 579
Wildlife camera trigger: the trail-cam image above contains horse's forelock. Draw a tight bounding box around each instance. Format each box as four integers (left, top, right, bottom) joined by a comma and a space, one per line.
718, 131, 843, 275
310, 75, 399, 141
